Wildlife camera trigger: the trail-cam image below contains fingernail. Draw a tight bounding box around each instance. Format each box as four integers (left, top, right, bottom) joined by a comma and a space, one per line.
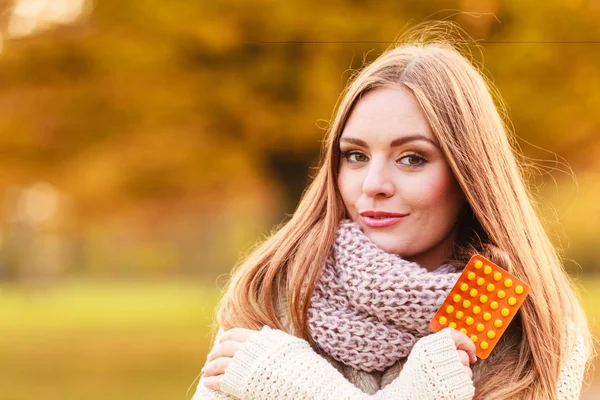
261, 325, 272, 331
207, 353, 212, 361
201, 367, 205, 375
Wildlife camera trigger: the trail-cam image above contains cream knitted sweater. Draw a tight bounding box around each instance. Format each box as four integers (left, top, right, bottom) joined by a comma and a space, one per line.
193, 324, 588, 399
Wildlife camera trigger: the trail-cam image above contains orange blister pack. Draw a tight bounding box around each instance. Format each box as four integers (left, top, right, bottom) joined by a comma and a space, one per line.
430, 254, 530, 359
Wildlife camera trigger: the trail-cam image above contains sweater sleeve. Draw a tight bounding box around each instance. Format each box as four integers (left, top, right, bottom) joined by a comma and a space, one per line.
556, 330, 588, 400
193, 383, 236, 400
218, 327, 474, 400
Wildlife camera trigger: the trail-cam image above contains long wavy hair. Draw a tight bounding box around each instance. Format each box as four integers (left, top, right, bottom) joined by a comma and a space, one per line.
213, 23, 593, 399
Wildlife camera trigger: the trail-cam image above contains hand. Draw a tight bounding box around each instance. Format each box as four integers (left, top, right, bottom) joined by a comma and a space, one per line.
201, 327, 269, 391
449, 328, 477, 380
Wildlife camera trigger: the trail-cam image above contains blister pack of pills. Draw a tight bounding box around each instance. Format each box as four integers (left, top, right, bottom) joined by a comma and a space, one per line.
430, 254, 530, 359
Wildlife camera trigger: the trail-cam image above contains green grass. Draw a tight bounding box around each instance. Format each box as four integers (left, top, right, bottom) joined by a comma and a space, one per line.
576, 277, 600, 334
0, 278, 222, 400
1, 276, 599, 400
0, 279, 221, 332
573, 276, 600, 399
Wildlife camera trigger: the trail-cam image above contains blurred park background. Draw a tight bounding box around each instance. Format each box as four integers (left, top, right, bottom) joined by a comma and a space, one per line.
0, 0, 599, 399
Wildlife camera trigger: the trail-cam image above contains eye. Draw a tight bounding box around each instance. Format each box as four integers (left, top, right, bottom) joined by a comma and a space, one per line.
398, 153, 427, 167
341, 151, 369, 164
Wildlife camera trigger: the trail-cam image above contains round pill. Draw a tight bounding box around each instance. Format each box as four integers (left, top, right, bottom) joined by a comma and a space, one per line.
463, 300, 471, 308
497, 290, 506, 299
460, 328, 468, 334
494, 272, 502, 281
477, 277, 485, 286
476, 324, 485, 332
439, 316, 448, 325
467, 272, 476, 280
466, 317, 474, 325
490, 301, 499, 310
515, 285, 524, 294
504, 279, 513, 288
480, 294, 488, 303
446, 305, 455, 313
470, 335, 478, 342
470, 288, 478, 297
453, 294, 461, 302
473, 306, 481, 314
487, 330, 496, 339
494, 319, 503, 328
474, 260, 483, 269
483, 312, 492, 321
460, 283, 469, 292
484, 266, 492, 275
449, 322, 457, 329
487, 283, 495, 292
501, 308, 510, 317
480, 341, 489, 350
508, 297, 517, 306
456, 311, 464, 319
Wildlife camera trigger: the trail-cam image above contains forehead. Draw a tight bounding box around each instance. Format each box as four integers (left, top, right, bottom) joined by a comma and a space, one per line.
341, 85, 435, 143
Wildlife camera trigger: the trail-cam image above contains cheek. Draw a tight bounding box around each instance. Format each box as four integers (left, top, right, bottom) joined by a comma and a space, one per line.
407, 167, 461, 207
337, 170, 355, 208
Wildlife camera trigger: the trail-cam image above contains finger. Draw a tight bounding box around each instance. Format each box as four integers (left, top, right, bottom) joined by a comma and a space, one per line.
456, 350, 470, 367
208, 340, 243, 361
215, 327, 225, 344
464, 365, 473, 380
201, 376, 221, 392
450, 330, 477, 364
203, 357, 232, 378
218, 327, 257, 344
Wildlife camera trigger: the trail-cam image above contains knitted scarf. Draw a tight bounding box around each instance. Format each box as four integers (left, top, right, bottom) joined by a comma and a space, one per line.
307, 219, 462, 373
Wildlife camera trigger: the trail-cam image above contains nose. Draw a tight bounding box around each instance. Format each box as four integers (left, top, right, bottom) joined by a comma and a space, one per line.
362, 161, 394, 198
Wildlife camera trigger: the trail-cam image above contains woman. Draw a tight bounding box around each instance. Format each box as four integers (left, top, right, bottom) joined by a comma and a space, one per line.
194, 25, 592, 399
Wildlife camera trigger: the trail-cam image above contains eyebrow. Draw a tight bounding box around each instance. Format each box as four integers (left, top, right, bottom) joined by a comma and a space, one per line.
339, 135, 438, 148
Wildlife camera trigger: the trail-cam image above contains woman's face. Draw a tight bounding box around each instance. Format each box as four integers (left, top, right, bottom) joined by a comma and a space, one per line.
337, 85, 466, 270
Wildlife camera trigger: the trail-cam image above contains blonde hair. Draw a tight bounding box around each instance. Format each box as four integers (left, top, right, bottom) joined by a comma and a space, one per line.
214, 22, 593, 399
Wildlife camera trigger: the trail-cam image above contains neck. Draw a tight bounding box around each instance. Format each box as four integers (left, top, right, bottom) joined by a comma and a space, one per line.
404, 227, 458, 271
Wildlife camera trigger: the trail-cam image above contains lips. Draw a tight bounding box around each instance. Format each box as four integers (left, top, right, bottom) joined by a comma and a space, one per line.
360, 211, 408, 218
359, 210, 408, 228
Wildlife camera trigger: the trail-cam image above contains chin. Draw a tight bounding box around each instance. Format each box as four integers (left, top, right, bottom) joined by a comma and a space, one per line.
365, 232, 406, 256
